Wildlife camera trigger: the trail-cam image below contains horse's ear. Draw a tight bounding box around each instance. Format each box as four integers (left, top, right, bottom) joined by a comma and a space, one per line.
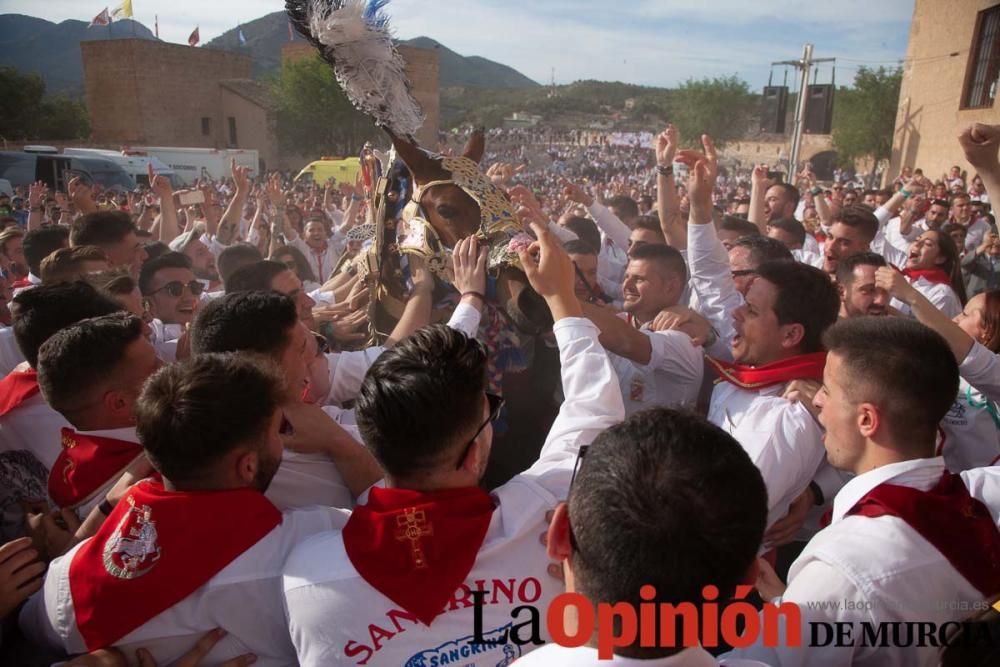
462, 128, 486, 164
383, 127, 440, 184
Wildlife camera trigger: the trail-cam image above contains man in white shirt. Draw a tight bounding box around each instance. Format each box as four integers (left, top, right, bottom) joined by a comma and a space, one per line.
167, 228, 222, 292
138, 252, 203, 356
835, 253, 891, 318
282, 222, 625, 666
682, 137, 841, 532
727, 316, 1000, 667
35, 313, 159, 519
191, 291, 382, 511
581, 243, 703, 415
69, 211, 148, 281
818, 206, 880, 277
20, 353, 349, 666
519, 409, 771, 666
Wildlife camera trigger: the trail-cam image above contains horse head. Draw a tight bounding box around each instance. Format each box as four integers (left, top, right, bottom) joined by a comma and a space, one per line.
386, 128, 551, 335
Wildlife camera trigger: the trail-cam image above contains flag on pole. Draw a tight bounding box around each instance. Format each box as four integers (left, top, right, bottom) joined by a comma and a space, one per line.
89, 7, 111, 27
238, 28, 247, 46
110, 0, 133, 20
188, 26, 200, 47
287, 19, 294, 41
154, 14, 159, 39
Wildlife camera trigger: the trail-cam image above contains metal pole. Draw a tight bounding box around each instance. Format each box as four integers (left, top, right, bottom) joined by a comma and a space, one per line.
788, 43, 812, 179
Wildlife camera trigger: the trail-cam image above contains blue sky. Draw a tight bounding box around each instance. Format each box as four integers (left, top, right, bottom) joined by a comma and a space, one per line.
3, 0, 915, 88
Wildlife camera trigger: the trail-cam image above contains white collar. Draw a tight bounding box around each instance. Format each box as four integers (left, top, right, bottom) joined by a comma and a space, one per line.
73, 425, 140, 443
830, 456, 945, 525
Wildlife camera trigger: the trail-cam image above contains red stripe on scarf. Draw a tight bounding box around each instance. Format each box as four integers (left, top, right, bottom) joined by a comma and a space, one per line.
707, 351, 827, 390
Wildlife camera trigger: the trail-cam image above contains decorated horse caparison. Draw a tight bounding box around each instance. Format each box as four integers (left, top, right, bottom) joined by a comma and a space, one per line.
287, 0, 560, 485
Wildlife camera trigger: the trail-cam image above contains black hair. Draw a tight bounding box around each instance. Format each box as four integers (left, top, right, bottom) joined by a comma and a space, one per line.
70, 210, 136, 248
732, 235, 794, 265
767, 217, 807, 247
607, 195, 639, 221
12, 282, 123, 368
191, 290, 298, 359
564, 239, 597, 257
138, 251, 193, 296
23, 227, 70, 277
569, 408, 767, 659
719, 215, 760, 237
562, 216, 601, 254
832, 205, 879, 242
136, 353, 284, 485
36, 312, 144, 417
355, 324, 486, 478
755, 260, 840, 353
823, 317, 958, 451
225, 260, 290, 294
629, 243, 688, 282
835, 251, 887, 286
218, 244, 265, 286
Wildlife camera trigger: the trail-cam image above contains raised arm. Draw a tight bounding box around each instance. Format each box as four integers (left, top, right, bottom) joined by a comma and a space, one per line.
747, 164, 770, 231
959, 123, 1000, 208
216, 161, 251, 246
516, 222, 624, 468
581, 301, 652, 364
149, 164, 179, 245
654, 125, 686, 250
26, 181, 46, 232
562, 178, 631, 251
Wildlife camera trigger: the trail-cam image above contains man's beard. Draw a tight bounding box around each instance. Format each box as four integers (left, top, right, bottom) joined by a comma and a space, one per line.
253, 449, 282, 493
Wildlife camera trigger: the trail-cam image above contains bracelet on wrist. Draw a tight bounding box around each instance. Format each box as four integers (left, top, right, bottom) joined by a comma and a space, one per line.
900, 188, 912, 199
656, 164, 674, 177
98, 498, 116, 516
461, 290, 486, 304
810, 186, 823, 196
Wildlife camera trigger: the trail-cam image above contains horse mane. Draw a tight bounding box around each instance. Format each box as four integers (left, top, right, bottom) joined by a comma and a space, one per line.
286, 0, 424, 139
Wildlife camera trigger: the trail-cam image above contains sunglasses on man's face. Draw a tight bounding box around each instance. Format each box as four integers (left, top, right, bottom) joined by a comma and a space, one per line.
150, 280, 204, 298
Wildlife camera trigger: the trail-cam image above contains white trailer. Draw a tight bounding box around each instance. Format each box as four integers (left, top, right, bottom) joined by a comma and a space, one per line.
131, 147, 259, 186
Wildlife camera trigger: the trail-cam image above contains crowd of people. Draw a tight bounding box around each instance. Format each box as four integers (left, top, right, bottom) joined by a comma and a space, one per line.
0, 116, 997, 667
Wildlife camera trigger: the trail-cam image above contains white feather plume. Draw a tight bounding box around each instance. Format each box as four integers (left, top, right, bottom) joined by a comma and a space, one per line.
300, 0, 424, 138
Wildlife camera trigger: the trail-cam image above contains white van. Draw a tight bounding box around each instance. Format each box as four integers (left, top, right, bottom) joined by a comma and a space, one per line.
62, 148, 182, 189
132, 147, 259, 186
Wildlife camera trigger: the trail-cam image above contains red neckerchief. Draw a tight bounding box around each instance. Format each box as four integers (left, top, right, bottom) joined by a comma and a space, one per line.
0, 368, 39, 417
845, 471, 1000, 596
707, 351, 827, 390
343, 486, 496, 626
902, 267, 952, 286
309, 242, 330, 280
68, 478, 281, 651
10, 277, 31, 288
48, 428, 144, 509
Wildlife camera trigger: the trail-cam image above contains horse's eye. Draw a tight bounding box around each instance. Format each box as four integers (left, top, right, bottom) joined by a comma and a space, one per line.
436, 205, 458, 218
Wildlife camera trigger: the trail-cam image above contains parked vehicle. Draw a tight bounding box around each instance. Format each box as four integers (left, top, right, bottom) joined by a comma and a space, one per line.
294, 157, 361, 186
0, 148, 134, 192
132, 146, 259, 185
63, 148, 182, 189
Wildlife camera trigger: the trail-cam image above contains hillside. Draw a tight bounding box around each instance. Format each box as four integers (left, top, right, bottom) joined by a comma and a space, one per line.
0, 14, 156, 94
401, 36, 538, 88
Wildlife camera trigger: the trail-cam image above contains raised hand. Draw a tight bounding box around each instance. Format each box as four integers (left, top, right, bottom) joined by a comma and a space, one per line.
654, 124, 679, 167
148, 163, 173, 201
675, 134, 718, 213
875, 266, 918, 305
28, 180, 47, 208
231, 160, 251, 193
958, 123, 1000, 175
451, 236, 487, 296
517, 221, 580, 320
560, 177, 594, 207
266, 173, 287, 207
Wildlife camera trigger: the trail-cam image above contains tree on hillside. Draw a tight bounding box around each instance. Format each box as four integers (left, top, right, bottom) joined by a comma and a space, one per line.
271, 57, 378, 157
831, 66, 902, 169
669, 75, 755, 147
0, 67, 90, 141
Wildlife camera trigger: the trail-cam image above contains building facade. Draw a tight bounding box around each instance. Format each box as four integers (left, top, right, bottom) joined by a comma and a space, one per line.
891, 0, 1000, 182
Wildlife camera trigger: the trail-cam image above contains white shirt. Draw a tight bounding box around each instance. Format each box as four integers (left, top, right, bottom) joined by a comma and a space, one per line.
891, 276, 962, 319
959, 340, 1000, 403
609, 318, 703, 416
725, 457, 1000, 667
518, 644, 770, 666
686, 220, 741, 360
0, 391, 71, 472
708, 382, 826, 532
282, 318, 625, 667
324, 302, 483, 408
589, 202, 630, 293
20, 506, 347, 667
0, 327, 25, 377
963, 217, 991, 254
289, 234, 347, 283
940, 377, 1000, 471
